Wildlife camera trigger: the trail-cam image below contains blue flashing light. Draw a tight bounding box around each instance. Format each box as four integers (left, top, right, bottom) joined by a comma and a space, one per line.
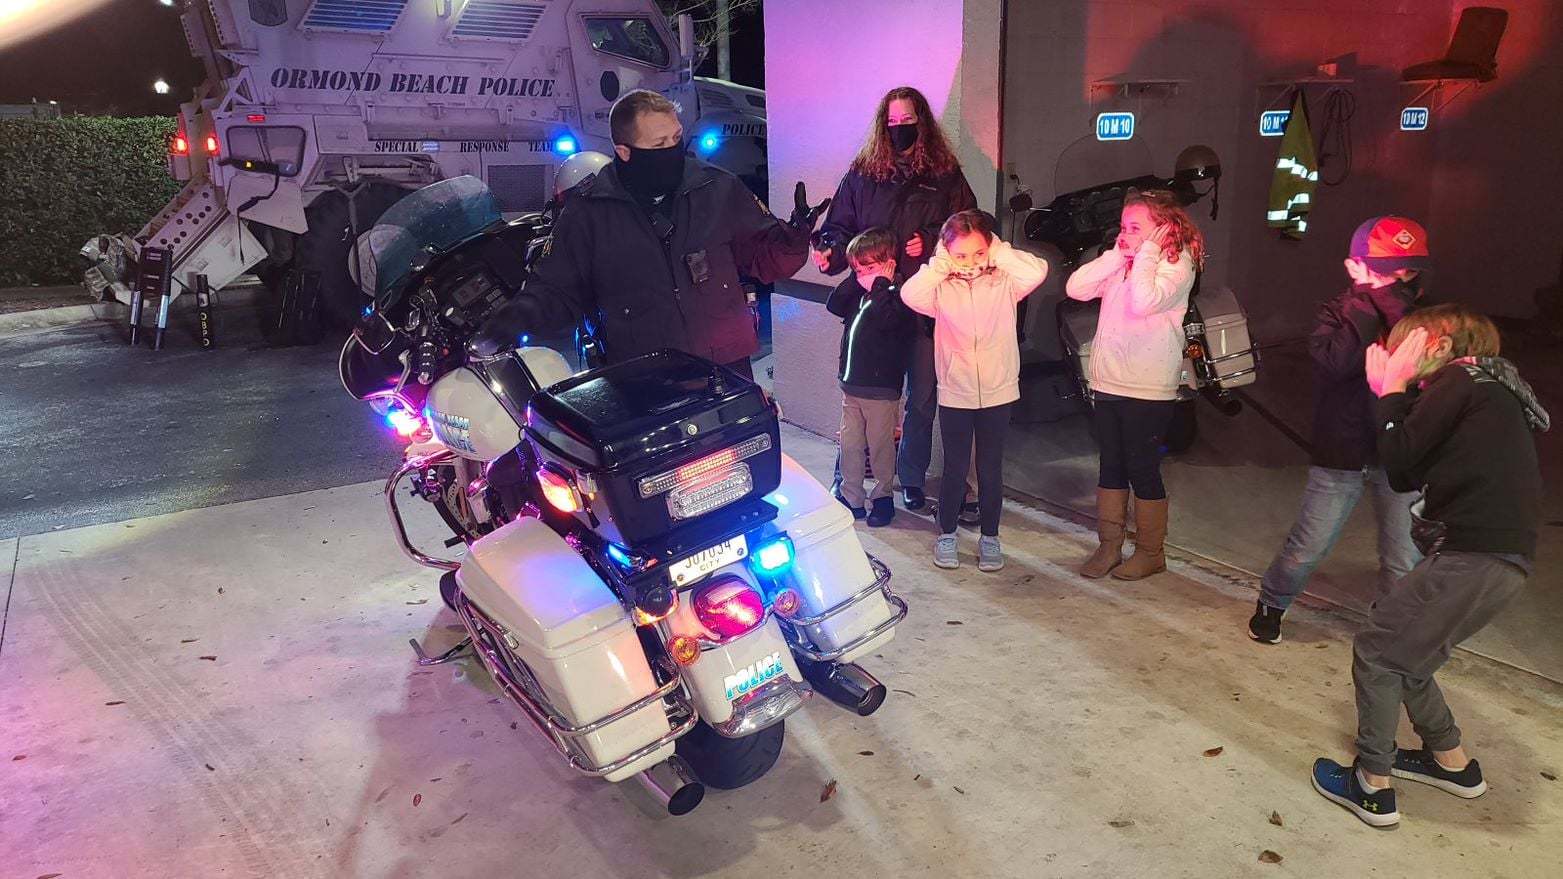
517, 333, 531, 346
607, 543, 634, 569
697, 132, 721, 154
553, 134, 578, 155
753, 535, 794, 574
362, 305, 373, 317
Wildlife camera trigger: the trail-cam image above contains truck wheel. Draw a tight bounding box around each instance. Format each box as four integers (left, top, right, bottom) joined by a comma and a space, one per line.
675, 719, 784, 790
295, 181, 410, 330
1164, 399, 1198, 454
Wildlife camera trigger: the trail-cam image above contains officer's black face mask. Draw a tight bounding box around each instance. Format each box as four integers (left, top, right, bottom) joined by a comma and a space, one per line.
617, 142, 686, 201
888, 123, 918, 153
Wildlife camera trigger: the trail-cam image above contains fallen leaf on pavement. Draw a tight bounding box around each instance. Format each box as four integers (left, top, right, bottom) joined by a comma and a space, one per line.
820, 780, 837, 802
12, 755, 25, 761
413, 793, 423, 807
1259, 850, 1283, 864
891, 689, 917, 698
945, 620, 964, 626
198, 656, 218, 661
1203, 747, 1224, 758
952, 786, 966, 795
180, 638, 199, 644
1269, 811, 1283, 827
1108, 819, 1134, 828
37, 873, 64, 879
205, 764, 215, 772
105, 701, 126, 706
217, 587, 225, 594
1542, 771, 1558, 781
406, 599, 428, 605
858, 750, 874, 756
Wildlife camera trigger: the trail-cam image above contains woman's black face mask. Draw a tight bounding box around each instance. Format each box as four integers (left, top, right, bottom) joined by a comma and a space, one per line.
617, 142, 686, 200
888, 123, 918, 153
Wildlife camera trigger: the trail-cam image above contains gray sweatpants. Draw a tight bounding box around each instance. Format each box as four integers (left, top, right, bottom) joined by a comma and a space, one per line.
1352, 551, 1527, 775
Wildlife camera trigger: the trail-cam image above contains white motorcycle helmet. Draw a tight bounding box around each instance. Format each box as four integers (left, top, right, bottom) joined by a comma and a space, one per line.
554, 150, 612, 200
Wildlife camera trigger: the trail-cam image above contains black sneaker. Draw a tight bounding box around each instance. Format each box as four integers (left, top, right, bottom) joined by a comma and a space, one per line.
902, 487, 927, 511
866, 497, 896, 528
957, 501, 981, 528
1311, 758, 1400, 827
1392, 749, 1487, 798
835, 493, 866, 520
1248, 601, 1284, 644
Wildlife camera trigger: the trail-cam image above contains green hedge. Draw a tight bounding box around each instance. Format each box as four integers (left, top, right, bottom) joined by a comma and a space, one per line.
0, 116, 182, 287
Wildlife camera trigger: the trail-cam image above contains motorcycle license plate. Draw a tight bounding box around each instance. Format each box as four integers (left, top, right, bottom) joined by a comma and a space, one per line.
669, 535, 748, 587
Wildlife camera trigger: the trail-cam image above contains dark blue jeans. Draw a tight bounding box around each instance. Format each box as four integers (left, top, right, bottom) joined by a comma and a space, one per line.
896, 335, 937, 489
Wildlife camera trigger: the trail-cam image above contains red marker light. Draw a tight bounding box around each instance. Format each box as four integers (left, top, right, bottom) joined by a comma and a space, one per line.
694, 577, 766, 641
537, 467, 581, 514
170, 135, 189, 156
246, 114, 267, 123
204, 134, 219, 155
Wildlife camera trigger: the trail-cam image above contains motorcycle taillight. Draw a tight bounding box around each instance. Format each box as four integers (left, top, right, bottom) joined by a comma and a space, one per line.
693, 576, 766, 641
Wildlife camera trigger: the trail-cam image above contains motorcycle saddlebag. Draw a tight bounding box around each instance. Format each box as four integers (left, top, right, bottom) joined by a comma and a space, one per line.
526, 350, 782, 547
456, 516, 672, 781
1193, 286, 1257, 389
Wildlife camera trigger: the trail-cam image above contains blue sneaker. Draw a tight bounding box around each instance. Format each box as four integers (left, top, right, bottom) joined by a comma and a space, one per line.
934, 533, 959, 569
1311, 758, 1399, 827
1392, 749, 1487, 798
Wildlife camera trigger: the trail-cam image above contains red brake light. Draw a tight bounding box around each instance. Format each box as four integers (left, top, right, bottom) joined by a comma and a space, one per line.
694, 577, 766, 640
204, 134, 220, 156
246, 114, 267, 123
537, 467, 581, 514
171, 135, 189, 156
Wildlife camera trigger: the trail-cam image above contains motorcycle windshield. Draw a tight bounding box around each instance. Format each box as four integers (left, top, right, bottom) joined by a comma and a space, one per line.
355, 176, 501, 306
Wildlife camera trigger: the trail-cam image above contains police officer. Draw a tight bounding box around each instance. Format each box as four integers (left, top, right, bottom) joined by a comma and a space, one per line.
474, 90, 825, 379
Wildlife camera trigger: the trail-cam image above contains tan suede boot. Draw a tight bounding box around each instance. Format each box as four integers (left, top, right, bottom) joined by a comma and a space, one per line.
1080, 488, 1129, 579
1113, 497, 1169, 580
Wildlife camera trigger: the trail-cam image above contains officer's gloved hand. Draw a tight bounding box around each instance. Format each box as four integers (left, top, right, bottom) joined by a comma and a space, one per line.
469, 298, 531, 358
788, 181, 831, 232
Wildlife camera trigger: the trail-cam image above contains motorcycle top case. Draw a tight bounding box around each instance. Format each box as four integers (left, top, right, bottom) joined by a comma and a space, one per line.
1192, 286, 1257, 389
525, 350, 781, 547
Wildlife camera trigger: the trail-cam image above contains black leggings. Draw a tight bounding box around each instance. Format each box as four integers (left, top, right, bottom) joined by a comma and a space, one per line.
938, 404, 1011, 536
1093, 395, 1173, 500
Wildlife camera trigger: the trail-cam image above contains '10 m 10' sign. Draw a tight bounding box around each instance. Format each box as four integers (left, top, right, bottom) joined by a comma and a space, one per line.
1095, 112, 1135, 141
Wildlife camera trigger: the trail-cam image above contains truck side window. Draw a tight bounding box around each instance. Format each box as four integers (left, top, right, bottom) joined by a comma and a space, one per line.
226, 126, 307, 177
584, 17, 669, 69
249, 0, 287, 27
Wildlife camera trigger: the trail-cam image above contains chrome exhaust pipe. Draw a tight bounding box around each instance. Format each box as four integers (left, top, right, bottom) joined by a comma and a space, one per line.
636, 755, 705, 816
799, 659, 887, 717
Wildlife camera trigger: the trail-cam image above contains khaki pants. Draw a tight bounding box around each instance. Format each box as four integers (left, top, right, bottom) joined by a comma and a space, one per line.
840, 394, 901, 508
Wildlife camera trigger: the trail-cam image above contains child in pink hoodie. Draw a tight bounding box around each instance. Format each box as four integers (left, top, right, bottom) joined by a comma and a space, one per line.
1065, 190, 1203, 581
901, 209, 1048, 572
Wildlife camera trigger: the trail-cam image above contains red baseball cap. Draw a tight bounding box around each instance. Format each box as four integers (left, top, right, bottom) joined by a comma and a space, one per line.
1350, 216, 1431, 273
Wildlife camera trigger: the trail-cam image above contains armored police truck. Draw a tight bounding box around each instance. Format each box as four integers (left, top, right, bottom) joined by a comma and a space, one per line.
81, 0, 767, 333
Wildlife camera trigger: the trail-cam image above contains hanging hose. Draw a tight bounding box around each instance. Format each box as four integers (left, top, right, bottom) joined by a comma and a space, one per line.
1318, 87, 1356, 187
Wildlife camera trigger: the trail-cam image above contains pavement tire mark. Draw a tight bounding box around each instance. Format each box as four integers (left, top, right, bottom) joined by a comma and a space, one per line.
28, 558, 338, 879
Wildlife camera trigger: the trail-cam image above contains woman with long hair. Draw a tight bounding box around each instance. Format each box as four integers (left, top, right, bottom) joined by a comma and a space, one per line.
814, 86, 976, 514
1065, 190, 1204, 581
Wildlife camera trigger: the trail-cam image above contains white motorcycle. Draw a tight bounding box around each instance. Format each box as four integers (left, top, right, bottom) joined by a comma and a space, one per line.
340, 177, 907, 814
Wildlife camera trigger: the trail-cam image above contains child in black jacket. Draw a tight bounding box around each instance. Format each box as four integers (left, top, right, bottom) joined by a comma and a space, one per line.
1311, 304, 1550, 828
826, 228, 917, 527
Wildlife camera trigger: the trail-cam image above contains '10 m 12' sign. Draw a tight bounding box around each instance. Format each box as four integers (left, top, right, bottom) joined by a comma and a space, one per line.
1095, 112, 1135, 141
1400, 107, 1430, 131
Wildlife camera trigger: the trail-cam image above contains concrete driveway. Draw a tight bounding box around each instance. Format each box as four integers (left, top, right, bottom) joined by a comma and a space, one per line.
4, 425, 1560, 878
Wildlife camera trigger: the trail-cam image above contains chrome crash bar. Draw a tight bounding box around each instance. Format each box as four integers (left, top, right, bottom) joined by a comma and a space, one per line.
385, 450, 462, 572
456, 591, 698, 778
780, 555, 909, 662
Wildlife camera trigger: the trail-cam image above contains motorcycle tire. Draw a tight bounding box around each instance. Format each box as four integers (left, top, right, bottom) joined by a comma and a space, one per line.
675, 719, 785, 790
1164, 398, 1198, 454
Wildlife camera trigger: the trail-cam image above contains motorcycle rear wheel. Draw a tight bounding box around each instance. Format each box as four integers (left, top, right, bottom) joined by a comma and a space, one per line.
675, 719, 785, 790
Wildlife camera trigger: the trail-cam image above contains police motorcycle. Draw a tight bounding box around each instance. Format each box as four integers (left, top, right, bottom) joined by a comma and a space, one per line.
339, 176, 908, 816
1013, 146, 1259, 452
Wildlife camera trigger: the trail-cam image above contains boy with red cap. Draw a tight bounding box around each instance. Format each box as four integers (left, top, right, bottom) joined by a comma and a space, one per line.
1247, 217, 1431, 644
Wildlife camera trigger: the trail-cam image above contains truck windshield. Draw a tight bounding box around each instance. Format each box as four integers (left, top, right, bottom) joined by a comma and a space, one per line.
225, 126, 306, 176
585, 17, 669, 68
354, 175, 501, 305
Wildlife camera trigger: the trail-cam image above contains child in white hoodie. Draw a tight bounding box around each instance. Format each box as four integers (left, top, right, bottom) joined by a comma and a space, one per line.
1065, 190, 1202, 581
901, 210, 1048, 571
